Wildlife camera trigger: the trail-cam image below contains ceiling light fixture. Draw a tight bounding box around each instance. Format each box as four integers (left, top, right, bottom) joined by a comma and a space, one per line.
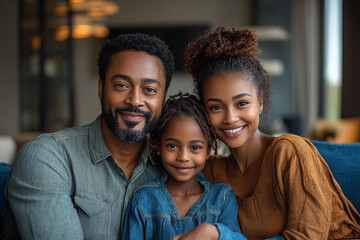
54, 0, 119, 40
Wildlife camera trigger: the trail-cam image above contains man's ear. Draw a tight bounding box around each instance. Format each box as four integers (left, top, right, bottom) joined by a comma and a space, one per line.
162, 89, 168, 106
98, 78, 103, 101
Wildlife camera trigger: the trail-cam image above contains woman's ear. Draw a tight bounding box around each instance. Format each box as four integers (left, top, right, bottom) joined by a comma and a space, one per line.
258, 93, 264, 114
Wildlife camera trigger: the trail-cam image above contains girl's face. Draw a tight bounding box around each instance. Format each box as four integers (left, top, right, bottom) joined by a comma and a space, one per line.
159, 116, 208, 184
202, 72, 263, 149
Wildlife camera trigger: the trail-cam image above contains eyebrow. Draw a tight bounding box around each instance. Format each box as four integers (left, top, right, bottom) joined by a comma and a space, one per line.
110, 74, 161, 87
206, 93, 252, 103
164, 138, 205, 144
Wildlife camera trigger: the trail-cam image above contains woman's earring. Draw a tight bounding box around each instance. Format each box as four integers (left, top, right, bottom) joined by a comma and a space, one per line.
259, 111, 262, 115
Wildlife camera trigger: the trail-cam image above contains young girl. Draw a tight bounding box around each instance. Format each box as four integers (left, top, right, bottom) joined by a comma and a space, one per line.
121, 93, 245, 240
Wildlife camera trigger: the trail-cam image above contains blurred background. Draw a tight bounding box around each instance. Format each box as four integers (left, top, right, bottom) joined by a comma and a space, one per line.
0, 0, 359, 162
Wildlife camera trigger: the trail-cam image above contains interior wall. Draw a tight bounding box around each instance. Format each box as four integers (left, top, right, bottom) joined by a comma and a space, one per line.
342, 0, 360, 118
74, 0, 253, 126
0, 1, 19, 134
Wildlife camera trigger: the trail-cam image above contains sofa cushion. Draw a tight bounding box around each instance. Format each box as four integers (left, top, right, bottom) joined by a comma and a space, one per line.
0, 163, 11, 229
312, 140, 360, 212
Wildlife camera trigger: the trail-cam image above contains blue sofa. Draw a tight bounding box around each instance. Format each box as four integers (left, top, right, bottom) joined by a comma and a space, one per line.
312, 140, 360, 212
0, 140, 359, 229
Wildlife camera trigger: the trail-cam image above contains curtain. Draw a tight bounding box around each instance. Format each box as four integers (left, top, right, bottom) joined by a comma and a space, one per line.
291, 0, 321, 135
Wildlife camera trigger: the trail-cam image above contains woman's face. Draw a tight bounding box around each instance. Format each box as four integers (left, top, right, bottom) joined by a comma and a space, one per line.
202, 72, 263, 149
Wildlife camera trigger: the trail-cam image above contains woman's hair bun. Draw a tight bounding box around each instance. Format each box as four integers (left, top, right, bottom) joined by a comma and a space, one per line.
184, 26, 261, 76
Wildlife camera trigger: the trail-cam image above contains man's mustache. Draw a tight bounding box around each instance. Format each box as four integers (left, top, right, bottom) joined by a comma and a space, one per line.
114, 107, 152, 118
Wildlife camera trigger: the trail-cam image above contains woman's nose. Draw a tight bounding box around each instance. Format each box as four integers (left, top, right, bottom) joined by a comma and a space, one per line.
223, 107, 238, 124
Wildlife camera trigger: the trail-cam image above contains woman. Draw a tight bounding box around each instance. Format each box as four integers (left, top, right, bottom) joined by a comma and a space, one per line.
178, 27, 360, 240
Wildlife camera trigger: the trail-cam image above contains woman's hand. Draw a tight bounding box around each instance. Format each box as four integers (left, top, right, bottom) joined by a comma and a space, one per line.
172, 223, 220, 240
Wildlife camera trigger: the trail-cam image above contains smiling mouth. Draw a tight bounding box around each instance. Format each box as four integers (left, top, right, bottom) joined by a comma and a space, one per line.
120, 112, 145, 121
174, 166, 194, 173
222, 126, 244, 134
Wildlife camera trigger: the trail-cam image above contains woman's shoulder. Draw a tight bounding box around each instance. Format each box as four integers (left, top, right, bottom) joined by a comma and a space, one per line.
202, 155, 230, 183
266, 134, 323, 169
268, 134, 316, 155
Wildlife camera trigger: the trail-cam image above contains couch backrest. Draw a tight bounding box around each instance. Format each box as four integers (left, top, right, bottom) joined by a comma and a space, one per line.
312, 140, 360, 213
0, 163, 11, 229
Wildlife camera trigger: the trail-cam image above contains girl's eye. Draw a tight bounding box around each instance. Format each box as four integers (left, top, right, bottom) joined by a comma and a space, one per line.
191, 145, 202, 151
166, 144, 177, 149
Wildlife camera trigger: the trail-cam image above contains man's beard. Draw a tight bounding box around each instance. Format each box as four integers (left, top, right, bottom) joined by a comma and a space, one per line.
101, 102, 159, 144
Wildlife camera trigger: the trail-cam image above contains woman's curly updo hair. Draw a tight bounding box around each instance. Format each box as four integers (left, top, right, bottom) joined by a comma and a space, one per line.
184, 26, 272, 118
149, 92, 218, 156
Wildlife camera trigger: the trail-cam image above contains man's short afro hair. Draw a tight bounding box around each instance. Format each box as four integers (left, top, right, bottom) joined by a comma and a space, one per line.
97, 33, 175, 90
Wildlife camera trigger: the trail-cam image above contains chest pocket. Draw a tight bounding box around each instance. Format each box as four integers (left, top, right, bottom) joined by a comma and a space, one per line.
74, 195, 111, 240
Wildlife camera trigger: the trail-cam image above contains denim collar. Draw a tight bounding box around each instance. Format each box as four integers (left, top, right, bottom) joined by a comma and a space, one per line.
159, 172, 210, 219
160, 172, 209, 188
88, 115, 157, 166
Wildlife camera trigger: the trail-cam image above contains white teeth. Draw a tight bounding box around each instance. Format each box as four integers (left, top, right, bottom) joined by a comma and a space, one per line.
223, 126, 244, 133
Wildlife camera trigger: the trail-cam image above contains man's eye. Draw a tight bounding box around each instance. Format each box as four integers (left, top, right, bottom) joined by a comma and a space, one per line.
144, 88, 156, 94
115, 83, 127, 89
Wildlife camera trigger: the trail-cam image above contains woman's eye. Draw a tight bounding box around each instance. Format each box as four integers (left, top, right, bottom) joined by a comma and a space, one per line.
209, 105, 221, 111
238, 101, 248, 107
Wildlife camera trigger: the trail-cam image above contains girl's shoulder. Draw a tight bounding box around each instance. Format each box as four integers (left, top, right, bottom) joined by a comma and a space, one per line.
134, 176, 164, 197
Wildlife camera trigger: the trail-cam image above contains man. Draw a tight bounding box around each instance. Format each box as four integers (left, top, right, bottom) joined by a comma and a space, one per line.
2, 33, 174, 239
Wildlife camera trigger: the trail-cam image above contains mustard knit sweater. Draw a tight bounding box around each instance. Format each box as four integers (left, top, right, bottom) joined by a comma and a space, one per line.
203, 134, 360, 240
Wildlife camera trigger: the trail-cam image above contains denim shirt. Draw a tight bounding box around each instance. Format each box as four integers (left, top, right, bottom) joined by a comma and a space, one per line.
122, 173, 247, 240
2, 116, 164, 240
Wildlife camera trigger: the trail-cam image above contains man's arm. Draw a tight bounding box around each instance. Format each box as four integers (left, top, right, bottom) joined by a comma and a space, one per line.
6, 136, 83, 240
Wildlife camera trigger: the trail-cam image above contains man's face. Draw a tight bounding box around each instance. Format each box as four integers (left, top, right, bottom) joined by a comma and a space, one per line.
99, 50, 167, 143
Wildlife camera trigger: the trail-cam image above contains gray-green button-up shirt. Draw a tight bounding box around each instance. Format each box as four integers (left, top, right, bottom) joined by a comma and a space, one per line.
3, 116, 164, 240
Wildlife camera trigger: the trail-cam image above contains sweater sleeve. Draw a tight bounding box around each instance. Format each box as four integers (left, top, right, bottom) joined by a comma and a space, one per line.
274, 138, 332, 239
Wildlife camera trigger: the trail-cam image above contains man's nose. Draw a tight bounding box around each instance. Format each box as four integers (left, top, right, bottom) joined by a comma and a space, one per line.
125, 88, 144, 107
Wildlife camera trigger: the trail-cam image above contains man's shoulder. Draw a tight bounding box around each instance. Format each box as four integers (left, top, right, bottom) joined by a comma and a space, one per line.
15, 121, 97, 165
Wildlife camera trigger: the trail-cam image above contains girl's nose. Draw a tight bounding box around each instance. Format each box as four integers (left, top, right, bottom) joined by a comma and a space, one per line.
176, 149, 190, 162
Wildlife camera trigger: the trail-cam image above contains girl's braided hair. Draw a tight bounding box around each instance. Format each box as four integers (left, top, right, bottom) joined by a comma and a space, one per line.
149, 92, 217, 155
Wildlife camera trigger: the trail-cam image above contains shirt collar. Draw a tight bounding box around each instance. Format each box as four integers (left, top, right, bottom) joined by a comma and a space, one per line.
88, 115, 158, 166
